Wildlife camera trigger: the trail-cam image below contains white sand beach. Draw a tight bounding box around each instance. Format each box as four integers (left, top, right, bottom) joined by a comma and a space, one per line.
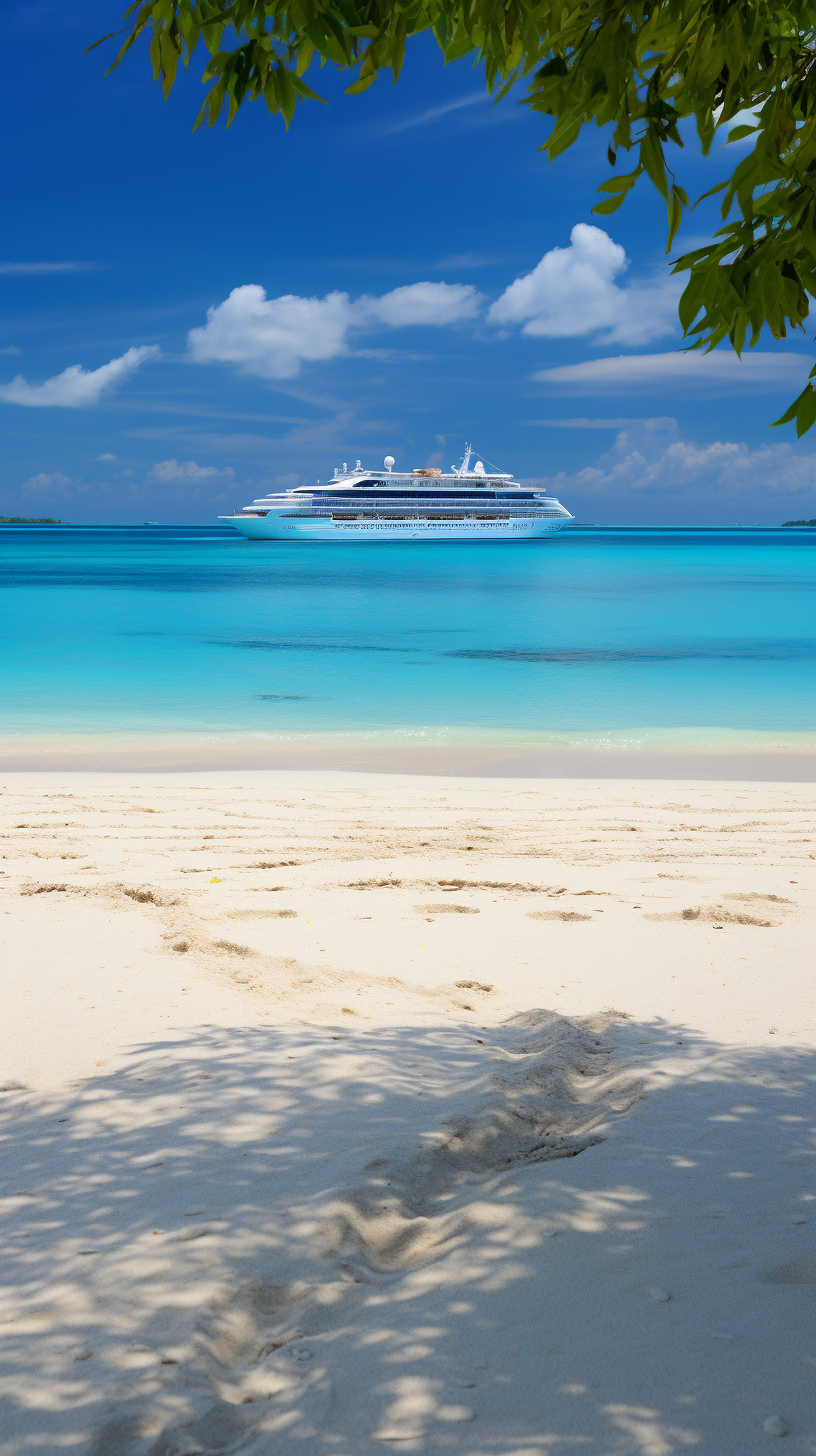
1, 769, 814, 1455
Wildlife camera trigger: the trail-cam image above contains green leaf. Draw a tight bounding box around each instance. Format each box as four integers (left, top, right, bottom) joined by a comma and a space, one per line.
666, 185, 684, 252
678, 269, 709, 332
345, 70, 378, 95
794, 385, 816, 436
639, 130, 668, 200
771, 382, 816, 435
291, 74, 327, 104
83, 31, 120, 54
597, 171, 640, 194
295, 38, 314, 77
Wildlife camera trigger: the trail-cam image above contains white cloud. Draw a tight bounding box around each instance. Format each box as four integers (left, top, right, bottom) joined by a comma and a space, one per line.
488, 225, 680, 345
22, 471, 73, 493
534, 350, 813, 391
188, 287, 352, 380
378, 92, 486, 136
0, 262, 96, 275
527, 416, 677, 431
147, 459, 235, 482
360, 282, 481, 328
188, 237, 745, 384
0, 344, 21, 355
96, 452, 117, 461
188, 282, 481, 380
0, 345, 160, 407
533, 422, 816, 501
621, 435, 816, 496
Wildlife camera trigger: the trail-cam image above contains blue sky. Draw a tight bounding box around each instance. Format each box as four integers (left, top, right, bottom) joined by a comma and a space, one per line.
2, 0, 815, 524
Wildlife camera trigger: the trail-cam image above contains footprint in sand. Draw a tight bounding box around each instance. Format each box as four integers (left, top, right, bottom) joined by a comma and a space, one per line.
414, 903, 480, 915
763, 1416, 790, 1436
429, 879, 555, 894
764, 1257, 816, 1284
645, 906, 779, 926
344, 878, 402, 889
227, 909, 297, 919
724, 892, 795, 904
527, 911, 592, 923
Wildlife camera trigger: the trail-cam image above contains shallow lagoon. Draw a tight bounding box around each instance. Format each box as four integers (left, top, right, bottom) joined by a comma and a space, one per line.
2, 524, 813, 749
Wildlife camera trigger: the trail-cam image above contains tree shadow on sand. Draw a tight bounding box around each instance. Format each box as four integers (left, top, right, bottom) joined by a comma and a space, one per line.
1, 1011, 814, 1455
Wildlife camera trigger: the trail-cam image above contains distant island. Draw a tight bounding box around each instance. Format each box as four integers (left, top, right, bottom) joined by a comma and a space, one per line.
0, 516, 63, 524
781, 518, 816, 526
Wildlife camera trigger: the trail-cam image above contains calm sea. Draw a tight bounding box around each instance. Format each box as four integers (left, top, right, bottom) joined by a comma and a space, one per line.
2, 524, 813, 758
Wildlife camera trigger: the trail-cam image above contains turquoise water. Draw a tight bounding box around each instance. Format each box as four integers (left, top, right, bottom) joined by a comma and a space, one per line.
2, 524, 813, 750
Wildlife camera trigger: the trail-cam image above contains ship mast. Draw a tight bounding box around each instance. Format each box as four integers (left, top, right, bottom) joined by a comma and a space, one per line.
453, 443, 473, 477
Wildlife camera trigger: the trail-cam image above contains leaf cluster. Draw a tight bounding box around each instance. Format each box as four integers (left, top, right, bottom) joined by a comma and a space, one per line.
91, 0, 816, 431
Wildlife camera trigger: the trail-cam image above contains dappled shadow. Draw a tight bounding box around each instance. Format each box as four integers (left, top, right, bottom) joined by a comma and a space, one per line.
1, 1014, 814, 1455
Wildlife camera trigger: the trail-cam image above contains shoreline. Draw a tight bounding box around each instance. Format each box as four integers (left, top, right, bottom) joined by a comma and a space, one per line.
3, 740, 814, 779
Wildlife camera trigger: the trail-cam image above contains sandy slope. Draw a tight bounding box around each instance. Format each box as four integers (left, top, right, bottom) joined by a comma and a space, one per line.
1, 772, 814, 1455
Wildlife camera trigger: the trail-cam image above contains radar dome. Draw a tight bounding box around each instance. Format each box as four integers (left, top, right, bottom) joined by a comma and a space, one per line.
384, 455, 395, 469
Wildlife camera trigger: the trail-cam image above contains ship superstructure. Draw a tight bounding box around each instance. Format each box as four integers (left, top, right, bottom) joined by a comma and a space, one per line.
222, 445, 572, 542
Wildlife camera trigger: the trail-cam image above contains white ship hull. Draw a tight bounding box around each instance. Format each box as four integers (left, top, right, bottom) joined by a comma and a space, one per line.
227, 513, 568, 542
221, 446, 573, 542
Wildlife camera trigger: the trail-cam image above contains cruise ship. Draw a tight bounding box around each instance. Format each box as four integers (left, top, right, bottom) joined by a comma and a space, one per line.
222, 446, 573, 542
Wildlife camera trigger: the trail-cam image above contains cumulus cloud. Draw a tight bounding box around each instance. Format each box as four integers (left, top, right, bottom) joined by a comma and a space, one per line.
360, 282, 481, 329
619, 437, 816, 497
188, 288, 351, 380
147, 459, 235, 482
22, 471, 73, 493
489, 225, 680, 345
188, 282, 482, 379
534, 421, 816, 501
0, 345, 160, 407
534, 350, 813, 391
96, 452, 117, 461
185, 239, 702, 382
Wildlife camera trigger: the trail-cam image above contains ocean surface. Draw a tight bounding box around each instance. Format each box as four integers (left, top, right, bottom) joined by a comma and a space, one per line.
2, 524, 814, 759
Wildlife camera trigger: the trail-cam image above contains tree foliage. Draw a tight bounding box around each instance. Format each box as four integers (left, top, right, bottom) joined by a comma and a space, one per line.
91, 0, 816, 432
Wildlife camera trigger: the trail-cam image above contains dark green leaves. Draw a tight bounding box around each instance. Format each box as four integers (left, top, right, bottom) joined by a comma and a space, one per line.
92, 0, 816, 432
772, 367, 816, 435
